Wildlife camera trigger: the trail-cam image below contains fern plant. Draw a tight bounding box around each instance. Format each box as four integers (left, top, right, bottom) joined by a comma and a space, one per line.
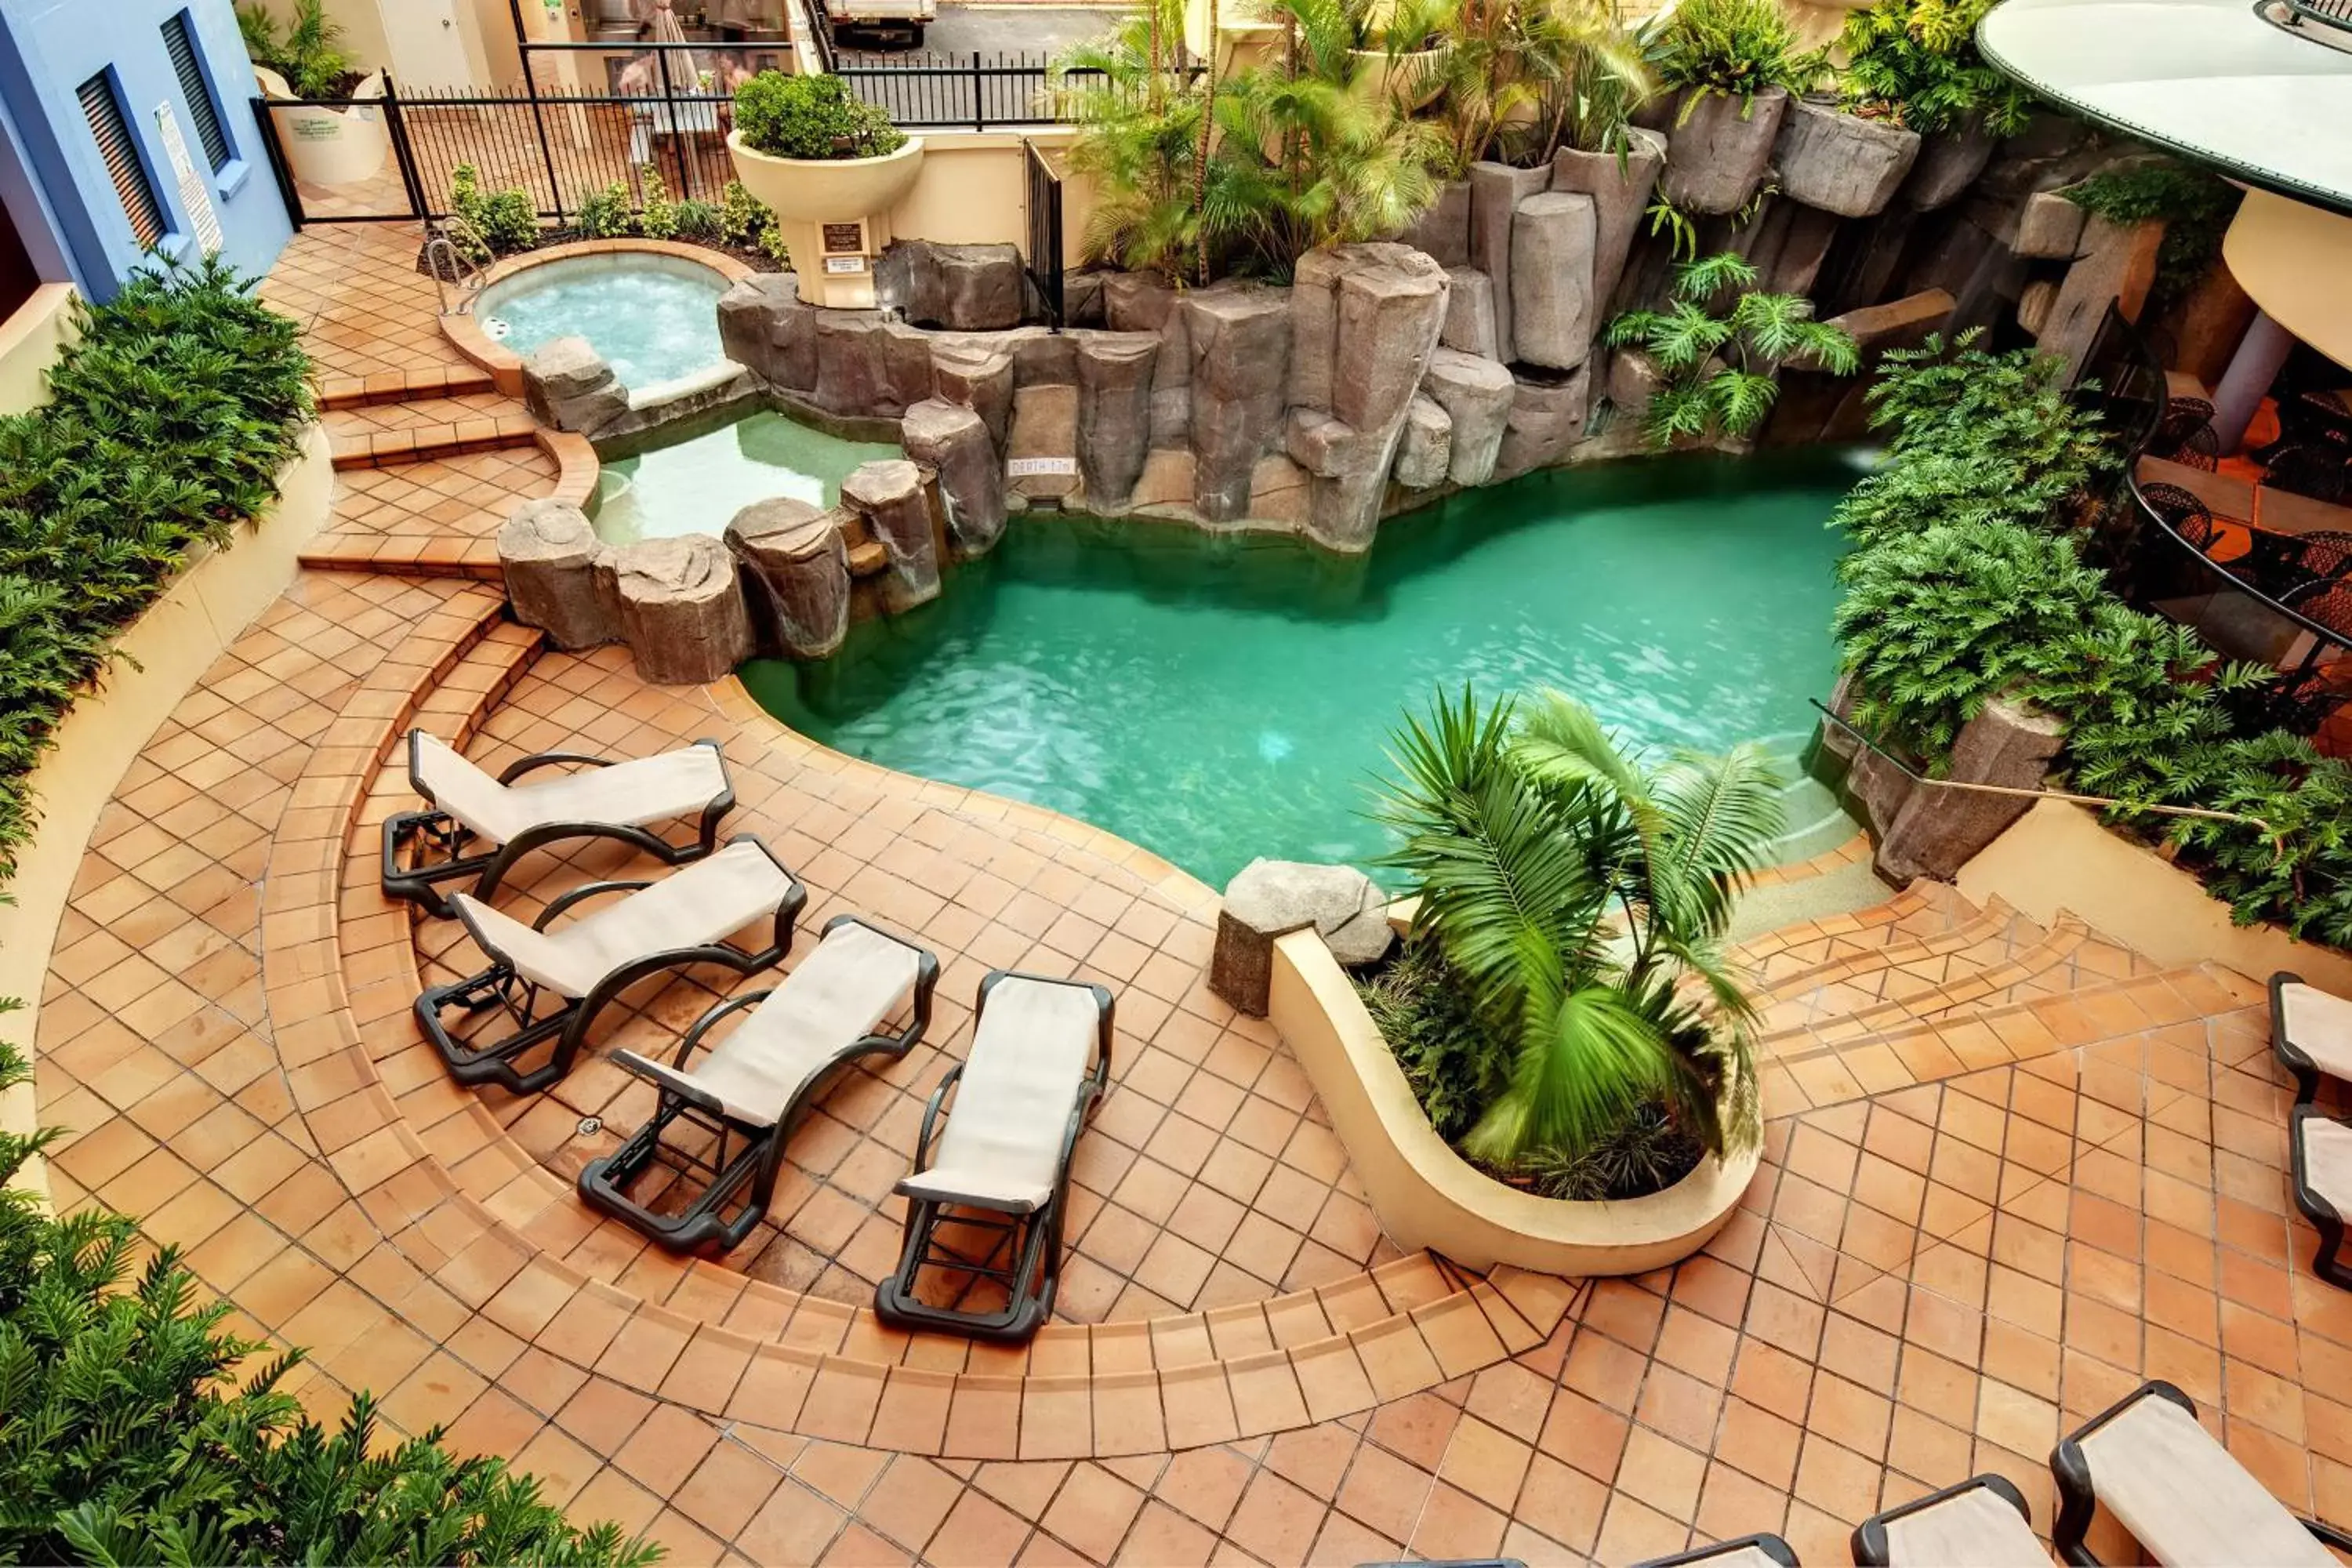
1835, 0, 2031, 134
2066, 157, 2241, 318
1606, 250, 1858, 447
1647, 0, 1816, 114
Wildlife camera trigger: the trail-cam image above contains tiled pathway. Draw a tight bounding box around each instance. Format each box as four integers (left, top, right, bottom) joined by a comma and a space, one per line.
26, 223, 2352, 1566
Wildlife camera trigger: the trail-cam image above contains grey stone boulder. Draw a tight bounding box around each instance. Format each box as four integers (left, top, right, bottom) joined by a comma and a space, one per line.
1063, 270, 1107, 328
598, 535, 753, 686
1104, 271, 1193, 448
1901, 118, 1998, 211
811, 311, 934, 419
1469, 161, 1552, 363
1185, 284, 1293, 523
1442, 267, 1500, 359
1011, 330, 1080, 387
931, 341, 1015, 452
521, 336, 627, 434
2017, 278, 2059, 338
1510, 191, 1598, 371
1334, 245, 1450, 435
1493, 366, 1590, 481
1419, 347, 1516, 485
1548, 127, 1665, 321
716, 274, 815, 394
1395, 394, 1453, 489
1076, 332, 1160, 510
1007, 383, 1082, 503
1876, 696, 2065, 884
726, 497, 851, 660
1661, 87, 1788, 215
1772, 99, 1921, 219
1399, 178, 1472, 268
1287, 247, 1349, 412
879, 239, 1025, 331
902, 397, 1007, 555
498, 498, 612, 650
2038, 215, 2163, 376
2015, 190, 2089, 259
1208, 858, 1396, 1015
840, 458, 940, 613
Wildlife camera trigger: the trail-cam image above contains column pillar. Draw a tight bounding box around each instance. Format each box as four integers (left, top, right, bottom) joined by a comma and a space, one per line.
2211, 309, 2296, 455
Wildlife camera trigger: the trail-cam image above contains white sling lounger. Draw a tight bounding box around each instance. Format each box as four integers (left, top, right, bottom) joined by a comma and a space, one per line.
2271, 971, 2352, 1105
579, 914, 941, 1252
1632, 1534, 1799, 1567
415, 835, 804, 1094
874, 969, 1113, 1342
1854, 1475, 2051, 1567
383, 728, 734, 917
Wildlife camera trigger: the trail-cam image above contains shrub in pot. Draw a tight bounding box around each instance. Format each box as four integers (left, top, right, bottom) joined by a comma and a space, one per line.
1647, 0, 1812, 212
733, 71, 907, 161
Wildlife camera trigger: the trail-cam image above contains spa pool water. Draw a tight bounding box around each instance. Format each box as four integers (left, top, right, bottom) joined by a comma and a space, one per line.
481, 267, 728, 389
592, 412, 904, 545
743, 448, 1865, 887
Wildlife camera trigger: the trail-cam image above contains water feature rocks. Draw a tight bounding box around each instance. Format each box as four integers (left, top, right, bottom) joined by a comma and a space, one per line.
1076, 332, 1160, 510
931, 341, 1015, 452
2016, 190, 2089, 259
1103, 272, 1193, 448
726, 497, 851, 659
1772, 100, 1921, 219
498, 498, 612, 649
1401, 179, 1472, 268
1876, 696, 2067, 884
880, 239, 1025, 331
1469, 161, 1552, 362
1186, 284, 1293, 523
1549, 127, 1665, 318
1288, 248, 1350, 412
1210, 858, 1395, 1015
2039, 215, 2163, 375
1510, 191, 1598, 370
1396, 394, 1453, 488
1661, 87, 1788, 215
1285, 245, 1450, 550
1902, 118, 1998, 211
521, 336, 628, 434
598, 534, 753, 686
840, 458, 941, 612
901, 397, 1007, 554
1494, 366, 1590, 482
717, 274, 815, 394
1442, 267, 1499, 358
1419, 347, 1516, 486
1334, 247, 1450, 435
811, 311, 935, 419
1007, 383, 1082, 504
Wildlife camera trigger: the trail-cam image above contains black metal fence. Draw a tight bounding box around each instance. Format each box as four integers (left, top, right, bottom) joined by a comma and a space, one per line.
837, 51, 1067, 129
1024, 138, 1065, 327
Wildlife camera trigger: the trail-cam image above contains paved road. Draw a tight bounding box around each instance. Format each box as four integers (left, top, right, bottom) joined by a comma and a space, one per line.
835, 3, 1118, 60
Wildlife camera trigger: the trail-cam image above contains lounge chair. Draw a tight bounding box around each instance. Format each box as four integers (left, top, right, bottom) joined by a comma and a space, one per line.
2292, 1104, 2352, 1290
383, 729, 734, 917
2051, 1380, 2352, 1565
874, 970, 1113, 1342
578, 914, 941, 1251
1853, 1475, 2048, 1566
1632, 1534, 1798, 1567
2269, 970, 2352, 1105
416, 835, 804, 1095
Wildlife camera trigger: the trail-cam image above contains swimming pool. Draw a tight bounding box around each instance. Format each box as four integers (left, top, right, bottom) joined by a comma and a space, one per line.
591, 411, 904, 546
477, 254, 730, 391
742, 448, 1866, 888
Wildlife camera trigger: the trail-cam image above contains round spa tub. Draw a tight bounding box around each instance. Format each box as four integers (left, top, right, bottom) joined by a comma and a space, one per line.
466, 246, 742, 397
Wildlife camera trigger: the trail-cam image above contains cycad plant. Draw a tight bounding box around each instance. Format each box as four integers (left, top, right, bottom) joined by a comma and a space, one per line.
1375, 688, 1780, 1166
1646, 0, 1815, 118
1605, 250, 1859, 448
1836, 0, 2032, 134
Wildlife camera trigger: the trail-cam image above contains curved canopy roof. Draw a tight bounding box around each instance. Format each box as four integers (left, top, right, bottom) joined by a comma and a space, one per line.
1977, 0, 2352, 216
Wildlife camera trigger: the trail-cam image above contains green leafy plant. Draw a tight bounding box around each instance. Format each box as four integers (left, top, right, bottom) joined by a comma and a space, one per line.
2065, 158, 2241, 318
1605, 249, 1858, 447
574, 181, 633, 240
1524, 1101, 1704, 1200
445, 164, 538, 263
1374, 687, 1777, 1165
635, 165, 681, 241
1356, 937, 1510, 1142
1647, 0, 1814, 114
733, 70, 906, 161
236, 0, 354, 98
1054, 0, 1210, 282
1835, 0, 2031, 134
673, 198, 722, 241
718, 178, 772, 247
1417, 0, 1653, 174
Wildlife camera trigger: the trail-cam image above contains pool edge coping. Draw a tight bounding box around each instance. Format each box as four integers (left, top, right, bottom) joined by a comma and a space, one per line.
445, 239, 757, 397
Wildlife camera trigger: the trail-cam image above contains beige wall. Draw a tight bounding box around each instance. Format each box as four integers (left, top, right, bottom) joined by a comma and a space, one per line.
0, 285, 78, 416
886, 129, 1094, 271
0, 425, 338, 1200
253, 0, 521, 89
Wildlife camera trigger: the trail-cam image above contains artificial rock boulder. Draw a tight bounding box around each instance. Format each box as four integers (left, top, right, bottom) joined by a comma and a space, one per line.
1875, 696, 2067, 884
2038, 215, 2164, 376
1400, 179, 1473, 269
1420, 347, 1517, 486
1208, 858, 1396, 1016
1442, 267, 1500, 359
597, 534, 753, 686
1661, 87, 1788, 215
521, 336, 628, 434
716, 274, 815, 394
1493, 367, 1589, 482
1396, 395, 1453, 489
1469, 162, 1552, 363
840, 458, 941, 613
1771, 100, 1921, 219
930, 340, 1015, 452
1287, 245, 1451, 551
1510, 191, 1598, 370
1549, 127, 1666, 318
1186, 284, 1294, 523
1103, 271, 1193, 449
1007, 383, 1082, 504
498, 498, 612, 650
2014, 190, 2089, 259
1900, 118, 1998, 211
811, 310, 935, 419
1076, 332, 1160, 510
879, 239, 1025, 331
901, 397, 1007, 555
726, 497, 850, 659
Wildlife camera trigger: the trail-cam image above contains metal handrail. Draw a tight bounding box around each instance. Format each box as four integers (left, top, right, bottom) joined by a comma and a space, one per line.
2285, 0, 2352, 33
422, 227, 488, 315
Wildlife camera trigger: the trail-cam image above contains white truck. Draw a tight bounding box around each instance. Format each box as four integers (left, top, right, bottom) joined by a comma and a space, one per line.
823, 0, 935, 49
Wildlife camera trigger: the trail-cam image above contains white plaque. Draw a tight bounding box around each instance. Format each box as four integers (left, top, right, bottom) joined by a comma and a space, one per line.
822, 254, 866, 274
154, 103, 223, 255
1006, 456, 1077, 477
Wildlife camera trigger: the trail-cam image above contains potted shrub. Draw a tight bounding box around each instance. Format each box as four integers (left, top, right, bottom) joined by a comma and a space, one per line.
1646, 0, 1812, 213
237, 0, 387, 188
725, 71, 923, 224
1836, 0, 2032, 209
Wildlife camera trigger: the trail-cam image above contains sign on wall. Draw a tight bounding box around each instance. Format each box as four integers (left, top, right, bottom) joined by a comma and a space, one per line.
153, 103, 222, 255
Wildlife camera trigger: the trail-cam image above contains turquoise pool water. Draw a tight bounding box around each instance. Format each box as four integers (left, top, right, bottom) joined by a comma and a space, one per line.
481, 268, 727, 390
592, 412, 904, 546
742, 448, 1865, 887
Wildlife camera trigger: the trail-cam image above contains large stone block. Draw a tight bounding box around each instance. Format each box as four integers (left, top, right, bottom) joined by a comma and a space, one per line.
1442, 267, 1500, 358
811, 310, 924, 418
902, 397, 1007, 555
1103, 270, 1193, 446
1287, 247, 1348, 412
1876, 696, 2066, 884
1493, 366, 1590, 481
1900, 118, 1998, 211
1469, 161, 1553, 363
1420, 347, 1516, 485
1333, 245, 1450, 435
1007, 383, 1081, 503
877, 239, 1025, 330
498, 498, 612, 649
1548, 127, 1666, 321
726, 497, 850, 659
1076, 332, 1160, 510
1399, 178, 1472, 268
2038, 215, 2164, 376
1772, 99, 1921, 219
2015, 190, 2089, 259
1510, 191, 1598, 371
1660, 87, 1788, 215
1185, 284, 1292, 522
840, 458, 940, 612
1209, 858, 1395, 1015
598, 534, 753, 686
521, 336, 627, 434
1396, 394, 1452, 489
931, 341, 1015, 452
716, 273, 815, 393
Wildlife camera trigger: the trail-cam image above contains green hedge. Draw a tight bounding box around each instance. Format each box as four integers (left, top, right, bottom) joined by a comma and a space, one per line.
0, 256, 314, 884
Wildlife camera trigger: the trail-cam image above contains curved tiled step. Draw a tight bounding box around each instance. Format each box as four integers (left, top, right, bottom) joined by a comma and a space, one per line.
324, 397, 541, 470
1755, 902, 2067, 1046
301, 426, 597, 581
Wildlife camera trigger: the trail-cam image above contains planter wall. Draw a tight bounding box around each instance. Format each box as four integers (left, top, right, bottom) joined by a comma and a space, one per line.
256, 67, 388, 189
1266, 922, 1759, 1275
728, 132, 927, 310
1660, 86, 1788, 216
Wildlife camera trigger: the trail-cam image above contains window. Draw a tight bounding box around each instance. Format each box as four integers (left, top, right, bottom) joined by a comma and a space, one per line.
78, 72, 166, 249
162, 12, 233, 173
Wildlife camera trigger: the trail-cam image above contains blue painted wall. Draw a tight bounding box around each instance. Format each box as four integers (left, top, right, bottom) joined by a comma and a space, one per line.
0, 0, 290, 299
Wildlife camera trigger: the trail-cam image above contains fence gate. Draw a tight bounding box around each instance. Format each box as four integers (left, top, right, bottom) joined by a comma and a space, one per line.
1023, 138, 1064, 329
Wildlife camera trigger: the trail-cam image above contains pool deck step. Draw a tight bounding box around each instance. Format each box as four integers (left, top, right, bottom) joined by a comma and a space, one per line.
317, 363, 498, 410
327, 408, 543, 470
300, 533, 504, 579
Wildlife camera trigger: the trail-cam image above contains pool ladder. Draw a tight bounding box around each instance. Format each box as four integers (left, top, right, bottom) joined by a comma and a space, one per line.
423, 224, 488, 317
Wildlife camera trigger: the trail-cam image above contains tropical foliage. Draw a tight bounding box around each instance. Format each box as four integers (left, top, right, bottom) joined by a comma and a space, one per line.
1414, 0, 1653, 174
733, 71, 906, 161
1646, 0, 1815, 114
1606, 250, 1859, 447
237, 0, 356, 98
0, 1044, 658, 1565
1374, 688, 1779, 1167
445, 165, 540, 264
2065, 157, 2241, 318
0, 256, 311, 880
1835, 0, 2032, 135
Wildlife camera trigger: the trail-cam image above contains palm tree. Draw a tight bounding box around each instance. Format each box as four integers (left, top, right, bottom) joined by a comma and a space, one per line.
1422, 0, 1653, 177
1053, 0, 1205, 282
1374, 687, 1782, 1165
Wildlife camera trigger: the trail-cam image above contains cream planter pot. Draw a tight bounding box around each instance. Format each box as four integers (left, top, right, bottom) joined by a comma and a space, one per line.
256, 67, 388, 188
726, 132, 927, 307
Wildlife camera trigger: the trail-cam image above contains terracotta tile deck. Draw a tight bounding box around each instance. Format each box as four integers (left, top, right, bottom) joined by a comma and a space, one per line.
28, 222, 2352, 1566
